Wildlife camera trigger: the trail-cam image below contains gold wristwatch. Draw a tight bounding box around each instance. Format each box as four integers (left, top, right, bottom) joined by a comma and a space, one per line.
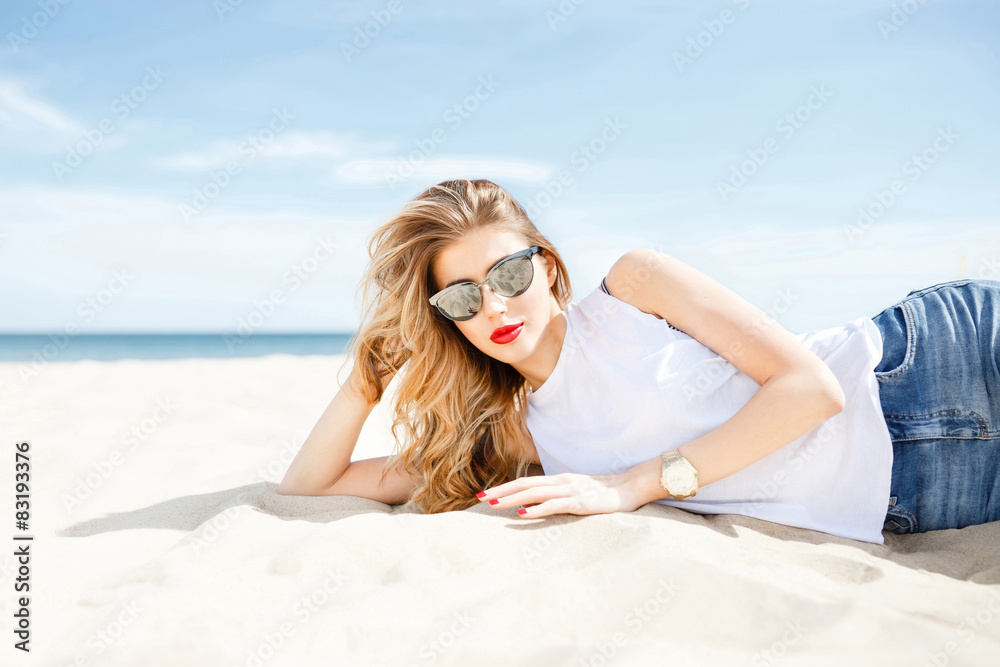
659, 449, 699, 501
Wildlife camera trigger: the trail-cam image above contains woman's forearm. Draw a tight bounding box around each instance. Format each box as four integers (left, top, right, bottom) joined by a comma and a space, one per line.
278, 368, 378, 495
624, 371, 846, 505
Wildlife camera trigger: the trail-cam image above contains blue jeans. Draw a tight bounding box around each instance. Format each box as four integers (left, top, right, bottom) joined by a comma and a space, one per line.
872, 279, 1000, 534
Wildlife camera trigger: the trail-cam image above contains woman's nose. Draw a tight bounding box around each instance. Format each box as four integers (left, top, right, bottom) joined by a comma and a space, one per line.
480, 284, 507, 314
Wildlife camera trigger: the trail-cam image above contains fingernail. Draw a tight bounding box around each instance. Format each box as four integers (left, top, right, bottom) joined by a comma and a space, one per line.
489, 499, 500, 505
476, 491, 487, 499
517, 508, 527, 515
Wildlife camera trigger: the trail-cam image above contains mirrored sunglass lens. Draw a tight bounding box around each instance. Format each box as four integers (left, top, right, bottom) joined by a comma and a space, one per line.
438, 285, 480, 320
490, 256, 532, 296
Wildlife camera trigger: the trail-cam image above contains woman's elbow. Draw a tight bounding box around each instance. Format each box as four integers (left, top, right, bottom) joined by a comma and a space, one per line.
805, 365, 846, 416
277, 478, 314, 496
819, 380, 847, 416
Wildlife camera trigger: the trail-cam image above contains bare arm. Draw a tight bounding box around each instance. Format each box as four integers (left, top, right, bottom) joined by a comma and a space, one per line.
624, 371, 844, 504
604, 249, 846, 501
278, 366, 419, 502
312, 454, 422, 505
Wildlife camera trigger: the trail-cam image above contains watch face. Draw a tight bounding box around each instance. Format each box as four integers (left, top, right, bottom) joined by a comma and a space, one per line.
666, 467, 696, 493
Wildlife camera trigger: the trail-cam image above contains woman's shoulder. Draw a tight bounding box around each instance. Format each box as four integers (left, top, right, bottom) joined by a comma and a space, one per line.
602, 250, 664, 319
601, 251, 687, 332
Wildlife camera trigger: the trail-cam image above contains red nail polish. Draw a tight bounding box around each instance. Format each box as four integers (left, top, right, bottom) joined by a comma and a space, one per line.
489, 499, 499, 505
476, 491, 487, 499
517, 508, 527, 515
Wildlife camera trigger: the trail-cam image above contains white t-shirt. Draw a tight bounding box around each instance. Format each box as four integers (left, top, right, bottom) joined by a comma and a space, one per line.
524, 282, 894, 544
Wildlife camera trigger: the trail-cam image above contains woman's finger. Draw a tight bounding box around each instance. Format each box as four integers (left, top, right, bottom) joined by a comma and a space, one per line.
481, 482, 568, 509
517, 496, 584, 518
476, 473, 565, 502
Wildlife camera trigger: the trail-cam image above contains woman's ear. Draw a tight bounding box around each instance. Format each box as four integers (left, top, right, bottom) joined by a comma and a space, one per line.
543, 251, 557, 287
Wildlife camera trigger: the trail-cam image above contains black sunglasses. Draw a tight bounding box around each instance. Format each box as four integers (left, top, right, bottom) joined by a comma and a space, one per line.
429, 246, 541, 322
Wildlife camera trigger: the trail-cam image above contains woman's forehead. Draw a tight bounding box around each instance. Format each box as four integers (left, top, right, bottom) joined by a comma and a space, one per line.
433, 232, 527, 287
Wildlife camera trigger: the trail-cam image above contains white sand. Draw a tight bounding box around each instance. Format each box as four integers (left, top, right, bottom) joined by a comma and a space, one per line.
2, 354, 999, 666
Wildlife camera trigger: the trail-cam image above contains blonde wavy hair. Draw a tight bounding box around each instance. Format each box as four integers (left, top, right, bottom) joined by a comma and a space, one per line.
342, 178, 573, 513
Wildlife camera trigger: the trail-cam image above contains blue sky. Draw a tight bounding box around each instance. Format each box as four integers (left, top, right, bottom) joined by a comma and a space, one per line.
1, 0, 998, 334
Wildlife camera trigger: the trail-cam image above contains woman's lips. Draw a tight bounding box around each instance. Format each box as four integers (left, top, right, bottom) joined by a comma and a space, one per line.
491, 323, 523, 344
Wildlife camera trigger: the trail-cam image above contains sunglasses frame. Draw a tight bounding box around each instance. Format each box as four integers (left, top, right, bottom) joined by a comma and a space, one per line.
429, 246, 542, 322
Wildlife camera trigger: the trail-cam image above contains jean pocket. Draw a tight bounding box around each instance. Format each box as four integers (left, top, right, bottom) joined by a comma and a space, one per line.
883, 496, 919, 534
874, 300, 916, 380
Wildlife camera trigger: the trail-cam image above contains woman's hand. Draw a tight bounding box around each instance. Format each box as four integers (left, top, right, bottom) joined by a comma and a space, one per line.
475, 472, 646, 518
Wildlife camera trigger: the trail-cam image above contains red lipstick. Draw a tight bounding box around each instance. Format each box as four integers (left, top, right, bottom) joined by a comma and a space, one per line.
491, 323, 523, 344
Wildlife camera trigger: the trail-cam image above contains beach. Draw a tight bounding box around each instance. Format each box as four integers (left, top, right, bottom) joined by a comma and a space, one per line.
2, 353, 999, 666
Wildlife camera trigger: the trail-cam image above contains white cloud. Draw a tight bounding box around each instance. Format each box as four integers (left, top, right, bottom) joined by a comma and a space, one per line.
151, 126, 556, 190
332, 157, 554, 186
0, 77, 84, 136
0, 185, 178, 227
151, 129, 395, 171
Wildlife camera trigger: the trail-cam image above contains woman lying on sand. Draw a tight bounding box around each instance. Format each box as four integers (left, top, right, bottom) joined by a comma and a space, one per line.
279, 178, 1000, 545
